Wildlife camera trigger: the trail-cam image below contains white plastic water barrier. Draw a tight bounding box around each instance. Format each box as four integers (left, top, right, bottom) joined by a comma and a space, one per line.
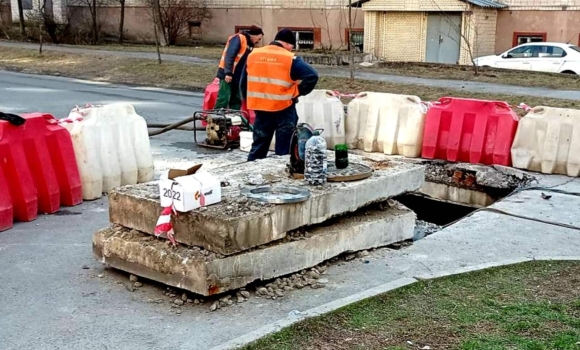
295, 89, 346, 149
241, 89, 346, 153
345, 92, 427, 158
61, 103, 154, 200
511, 106, 580, 177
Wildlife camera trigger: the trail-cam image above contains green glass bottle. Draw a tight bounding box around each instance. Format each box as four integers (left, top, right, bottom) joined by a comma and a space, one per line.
334, 144, 349, 169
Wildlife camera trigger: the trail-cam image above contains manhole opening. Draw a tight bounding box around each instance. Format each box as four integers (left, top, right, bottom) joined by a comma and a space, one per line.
394, 193, 478, 226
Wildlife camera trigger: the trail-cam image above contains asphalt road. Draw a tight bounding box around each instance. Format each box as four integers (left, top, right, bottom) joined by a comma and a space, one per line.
1, 70, 579, 350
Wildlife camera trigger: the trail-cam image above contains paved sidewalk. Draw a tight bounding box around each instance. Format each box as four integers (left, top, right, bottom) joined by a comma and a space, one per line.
3, 41, 580, 101
1, 149, 579, 350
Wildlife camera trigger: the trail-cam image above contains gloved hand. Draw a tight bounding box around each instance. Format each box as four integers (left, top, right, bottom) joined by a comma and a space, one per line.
0, 112, 26, 126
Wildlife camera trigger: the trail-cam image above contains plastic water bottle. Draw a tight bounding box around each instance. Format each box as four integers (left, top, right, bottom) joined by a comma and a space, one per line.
304, 130, 327, 186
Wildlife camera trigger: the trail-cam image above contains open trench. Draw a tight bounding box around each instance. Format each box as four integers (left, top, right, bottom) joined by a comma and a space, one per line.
393, 160, 535, 240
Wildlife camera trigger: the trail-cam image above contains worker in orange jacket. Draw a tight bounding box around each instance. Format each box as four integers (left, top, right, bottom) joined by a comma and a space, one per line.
240, 28, 319, 161
215, 26, 264, 111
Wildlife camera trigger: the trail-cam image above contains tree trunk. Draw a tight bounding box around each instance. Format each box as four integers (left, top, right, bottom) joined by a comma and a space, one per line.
118, 0, 125, 44
91, 0, 98, 44
156, 1, 167, 46
39, 17, 43, 54
152, 0, 162, 64
348, 3, 354, 80
39, 0, 46, 54
17, 0, 25, 35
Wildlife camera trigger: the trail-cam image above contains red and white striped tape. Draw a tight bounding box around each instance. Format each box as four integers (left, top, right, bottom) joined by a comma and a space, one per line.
154, 205, 177, 246
333, 90, 359, 99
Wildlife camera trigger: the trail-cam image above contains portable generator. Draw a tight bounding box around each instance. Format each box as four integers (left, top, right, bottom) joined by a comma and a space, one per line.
193, 109, 252, 150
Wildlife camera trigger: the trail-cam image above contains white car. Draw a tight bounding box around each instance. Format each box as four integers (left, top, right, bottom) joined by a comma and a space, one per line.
473, 42, 580, 75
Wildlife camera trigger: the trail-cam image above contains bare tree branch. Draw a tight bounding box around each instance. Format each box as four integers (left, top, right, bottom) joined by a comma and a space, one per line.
147, 0, 211, 46
69, 0, 108, 44
113, 0, 126, 44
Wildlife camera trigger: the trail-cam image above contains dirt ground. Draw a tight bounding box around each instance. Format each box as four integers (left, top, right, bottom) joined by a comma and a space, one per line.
1, 47, 579, 117
49, 43, 580, 91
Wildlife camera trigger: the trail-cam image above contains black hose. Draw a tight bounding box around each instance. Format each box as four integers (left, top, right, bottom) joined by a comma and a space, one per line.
147, 114, 254, 136
147, 116, 205, 137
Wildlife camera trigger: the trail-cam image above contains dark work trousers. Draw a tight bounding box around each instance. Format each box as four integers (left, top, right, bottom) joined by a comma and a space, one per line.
214, 79, 242, 111
247, 105, 299, 161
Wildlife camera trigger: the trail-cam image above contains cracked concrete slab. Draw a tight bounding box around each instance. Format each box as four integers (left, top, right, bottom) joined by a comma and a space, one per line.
94, 202, 415, 296
109, 155, 424, 255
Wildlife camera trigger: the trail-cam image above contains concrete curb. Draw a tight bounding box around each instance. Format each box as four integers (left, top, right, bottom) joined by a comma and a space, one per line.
210, 256, 580, 350
208, 278, 417, 350
413, 258, 534, 280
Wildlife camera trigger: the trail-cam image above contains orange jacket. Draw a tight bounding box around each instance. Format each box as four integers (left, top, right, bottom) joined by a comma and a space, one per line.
245, 45, 299, 112
218, 33, 248, 74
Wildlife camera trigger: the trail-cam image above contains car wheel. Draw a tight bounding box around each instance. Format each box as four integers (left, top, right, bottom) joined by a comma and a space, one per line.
561, 70, 578, 75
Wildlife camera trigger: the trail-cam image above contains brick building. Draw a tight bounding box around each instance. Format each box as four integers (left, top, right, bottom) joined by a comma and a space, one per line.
193, 0, 364, 50
9, 0, 363, 49
356, 0, 504, 65
6, 0, 580, 63
357, 0, 580, 64
495, 0, 580, 52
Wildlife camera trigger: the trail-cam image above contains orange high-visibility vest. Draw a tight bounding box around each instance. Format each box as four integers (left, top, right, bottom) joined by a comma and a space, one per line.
218, 33, 248, 73
246, 45, 299, 112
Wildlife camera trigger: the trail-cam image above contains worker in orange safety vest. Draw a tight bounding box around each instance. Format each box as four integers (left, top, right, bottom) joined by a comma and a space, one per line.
239, 28, 319, 161
214, 26, 264, 111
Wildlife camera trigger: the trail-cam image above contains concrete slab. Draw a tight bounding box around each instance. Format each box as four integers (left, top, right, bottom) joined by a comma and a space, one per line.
421, 181, 495, 207
491, 189, 580, 228
109, 154, 424, 255
94, 202, 416, 296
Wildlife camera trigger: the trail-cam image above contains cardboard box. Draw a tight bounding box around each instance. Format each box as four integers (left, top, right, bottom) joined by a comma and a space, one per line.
158, 164, 221, 212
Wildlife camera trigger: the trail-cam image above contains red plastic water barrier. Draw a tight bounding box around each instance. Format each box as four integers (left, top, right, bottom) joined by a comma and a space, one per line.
0, 113, 82, 230
421, 97, 519, 166
202, 78, 256, 126
0, 119, 38, 223
0, 166, 13, 231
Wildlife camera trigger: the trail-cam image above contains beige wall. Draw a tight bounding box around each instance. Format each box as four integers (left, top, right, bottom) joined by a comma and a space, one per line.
364, 12, 426, 62
203, 7, 363, 49
495, 10, 580, 53
501, 0, 580, 10
77, 5, 363, 49
463, 7, 497, 61
362, 0, 468, 11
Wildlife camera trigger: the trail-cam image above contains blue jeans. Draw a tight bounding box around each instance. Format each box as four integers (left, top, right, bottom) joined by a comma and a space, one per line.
247, 105, 298, 161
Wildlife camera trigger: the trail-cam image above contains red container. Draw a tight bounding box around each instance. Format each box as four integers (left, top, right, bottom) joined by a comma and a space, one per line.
0, 120, 38, 222
0, 113, 83, 230
27, 113, 83, 207
202, 78, 256, 126
0, 166, 14, 231
421, 97, 519, 166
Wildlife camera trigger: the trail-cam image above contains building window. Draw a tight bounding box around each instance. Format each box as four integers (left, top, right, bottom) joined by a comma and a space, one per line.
277, 27, 321, 51
345, 29, 364, 52
189, 21, 202, 39
22, 0, 32, 10
512, 32, 546, 47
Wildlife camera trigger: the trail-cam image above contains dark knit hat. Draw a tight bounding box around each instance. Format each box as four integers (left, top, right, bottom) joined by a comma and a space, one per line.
246, 25, 264, 36
274, 28, 296, 47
